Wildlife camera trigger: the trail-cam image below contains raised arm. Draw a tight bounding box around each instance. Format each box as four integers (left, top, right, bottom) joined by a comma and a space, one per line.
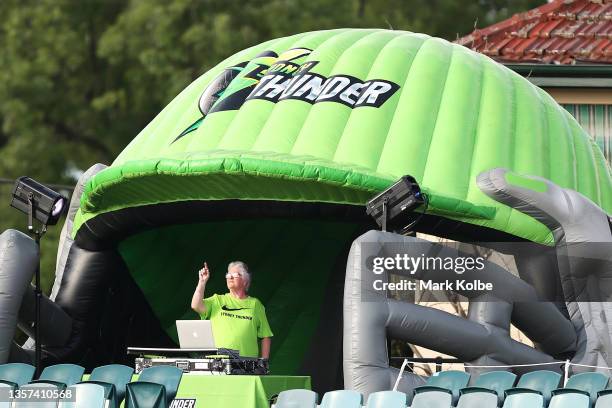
191, 262, 210, 315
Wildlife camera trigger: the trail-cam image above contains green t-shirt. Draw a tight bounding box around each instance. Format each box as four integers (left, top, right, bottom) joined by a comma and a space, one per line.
199, 293, 273, 357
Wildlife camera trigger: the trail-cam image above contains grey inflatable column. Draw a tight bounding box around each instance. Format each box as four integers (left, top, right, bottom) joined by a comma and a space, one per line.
343, 230, 425, 397
0, 230, 38, 363
478, 168, 612, 370
51, 163, 108, 301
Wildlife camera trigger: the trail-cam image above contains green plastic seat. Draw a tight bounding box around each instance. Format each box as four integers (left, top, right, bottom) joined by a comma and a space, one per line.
548, 389, 590, 408
80, 364, 134, 408
415, 370, 470, 404
58, 383, 106, 408
366, 390, 407, 408
0, 363, 36, 387
457, 388, 498, 408
561, 372, 609, 406
33, 364, 85, 387
319, 390, 362, 408
14, 382, 64, 408
275, 389, 318, 408
137, 366, 182, 406
502, 389, 543, 408
507, 370, 561, 405
125, 382, 166, 408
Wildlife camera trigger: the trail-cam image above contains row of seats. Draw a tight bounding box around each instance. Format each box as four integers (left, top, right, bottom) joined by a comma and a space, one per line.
0, 363, 183, 408
275, 370, 612, 408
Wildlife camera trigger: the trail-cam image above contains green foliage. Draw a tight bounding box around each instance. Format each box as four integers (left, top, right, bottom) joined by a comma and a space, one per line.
0, 0, 544, 298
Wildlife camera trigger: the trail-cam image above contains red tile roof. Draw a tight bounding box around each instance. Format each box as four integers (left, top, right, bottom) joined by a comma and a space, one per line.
457, 0, 612, 64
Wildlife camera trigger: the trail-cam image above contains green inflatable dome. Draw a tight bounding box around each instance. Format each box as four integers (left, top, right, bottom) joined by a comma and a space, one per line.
74, 28, 610, 245
67, 29, 611, 383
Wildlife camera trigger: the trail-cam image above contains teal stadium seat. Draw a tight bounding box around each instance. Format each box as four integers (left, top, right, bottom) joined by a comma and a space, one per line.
14, 382, 64, 408
456, 388, 498, 408
137, 365, 182, 406
462, 371, 517, 404
366, 390, 407, 408
502, 389, 544, 408
411, 387, 452, 408
33, 364, 85, 388
125, 382, 166, 408
275, 389, 318, 408
80, 364, 134, 408
595, 390, 612, 408
561, 372, 609, 406
414, 370, 470, 404
506, 370, 561, 405
0, 381, 15, 408
548, 389, 590, 408
0, 363, 36, 387
319, 390, 363, 408
58, 383, 106, 408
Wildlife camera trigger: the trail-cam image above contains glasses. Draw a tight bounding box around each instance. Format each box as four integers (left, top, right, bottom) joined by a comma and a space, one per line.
225, 272, 243, 279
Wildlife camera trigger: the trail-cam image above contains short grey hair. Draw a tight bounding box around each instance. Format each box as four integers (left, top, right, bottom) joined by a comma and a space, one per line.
228, 261, 251, 289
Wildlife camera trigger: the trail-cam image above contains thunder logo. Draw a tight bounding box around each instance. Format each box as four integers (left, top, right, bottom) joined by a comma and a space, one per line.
173, 47, 399, 143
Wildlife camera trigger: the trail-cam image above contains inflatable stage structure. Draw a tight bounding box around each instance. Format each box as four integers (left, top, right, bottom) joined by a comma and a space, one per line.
0, 29, 610, 396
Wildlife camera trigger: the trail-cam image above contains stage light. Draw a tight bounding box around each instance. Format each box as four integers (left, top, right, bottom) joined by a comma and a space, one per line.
10, 177, 67, 227
366, 175, 427, 232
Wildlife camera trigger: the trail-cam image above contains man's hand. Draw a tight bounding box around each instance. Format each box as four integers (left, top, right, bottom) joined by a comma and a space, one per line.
198, 262, 210, 285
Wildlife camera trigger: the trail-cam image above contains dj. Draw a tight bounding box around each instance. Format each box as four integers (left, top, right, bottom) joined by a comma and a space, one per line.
191, 261, 273, 359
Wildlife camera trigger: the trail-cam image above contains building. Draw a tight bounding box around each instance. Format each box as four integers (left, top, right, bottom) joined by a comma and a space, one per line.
457, 0, 612, 165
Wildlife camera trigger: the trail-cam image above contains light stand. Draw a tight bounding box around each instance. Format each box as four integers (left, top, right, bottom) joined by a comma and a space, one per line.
26, 192, 46, 377
10, 177, 66, 377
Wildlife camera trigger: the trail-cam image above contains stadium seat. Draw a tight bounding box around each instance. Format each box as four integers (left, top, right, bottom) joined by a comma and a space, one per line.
79, 363, 134, 408
58, 383, 106, 408
275, 389, 318, 408
32, 364, 85, 388
0, 363, 36, 387
125, 382, 166, 408
411, 387, 452, 408
414, 370, 470, 404
14, 382, 64, 408
595, 390, 612, 408
560, 372, 609, 406
502, 389, 544, 408
548, 389, 590, 408
319, 390, 363, 408
366, 390, 407, 408
134, 366, 182, 406
456, 388, 498, 408
461, 370, 516, 404
0, 381, 15, 408
506, 370, 561, 405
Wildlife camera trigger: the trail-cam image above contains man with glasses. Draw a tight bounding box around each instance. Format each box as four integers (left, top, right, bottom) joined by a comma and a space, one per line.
191, 261, 273, 358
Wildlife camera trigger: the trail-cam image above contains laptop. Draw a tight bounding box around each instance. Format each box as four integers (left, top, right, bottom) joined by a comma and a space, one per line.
176, 320, 217, 349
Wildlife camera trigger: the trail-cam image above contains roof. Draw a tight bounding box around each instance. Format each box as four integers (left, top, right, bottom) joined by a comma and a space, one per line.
457, 0, 612, 64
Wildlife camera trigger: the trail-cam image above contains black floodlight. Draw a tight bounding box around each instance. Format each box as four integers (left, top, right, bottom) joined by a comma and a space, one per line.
11, 177, 67, 227
366, 175, 426, 232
